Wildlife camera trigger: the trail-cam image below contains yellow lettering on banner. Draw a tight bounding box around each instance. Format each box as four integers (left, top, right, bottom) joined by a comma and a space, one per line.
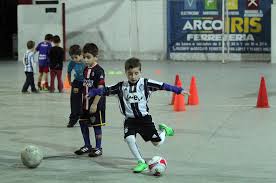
230, 17, 262, 33
243, 17, 249, 33
231, 17, 243, 33
250, 18, 262, 33
182, 17, 262, 33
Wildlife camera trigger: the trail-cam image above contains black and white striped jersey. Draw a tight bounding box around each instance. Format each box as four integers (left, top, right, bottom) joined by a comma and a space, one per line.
23, 50, 35, 72
105, 78, 163, 118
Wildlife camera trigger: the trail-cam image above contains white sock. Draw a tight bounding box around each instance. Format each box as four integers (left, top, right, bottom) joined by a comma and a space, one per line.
158, 130, 166, 145
125, 135, 145, 163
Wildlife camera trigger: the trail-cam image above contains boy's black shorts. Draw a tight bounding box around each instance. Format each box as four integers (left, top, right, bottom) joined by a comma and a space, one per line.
80, 110, 106, 127
124, 115, 161, 142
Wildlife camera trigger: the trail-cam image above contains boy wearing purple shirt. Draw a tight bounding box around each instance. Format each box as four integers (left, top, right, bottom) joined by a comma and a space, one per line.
36, 34, 52, 90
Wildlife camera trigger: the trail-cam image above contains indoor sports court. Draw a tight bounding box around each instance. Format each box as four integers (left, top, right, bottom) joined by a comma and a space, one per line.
0, 0, 276, 183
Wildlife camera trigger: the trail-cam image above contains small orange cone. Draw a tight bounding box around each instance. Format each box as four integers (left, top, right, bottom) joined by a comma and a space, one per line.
256, 76, 269, 108
64, 74, 71, 91
173, 78, 186, 112
188, 76, 199, 105
170, 74, 180, 105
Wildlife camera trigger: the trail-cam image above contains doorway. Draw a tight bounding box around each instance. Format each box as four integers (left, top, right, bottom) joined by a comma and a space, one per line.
0, 0, 17, 59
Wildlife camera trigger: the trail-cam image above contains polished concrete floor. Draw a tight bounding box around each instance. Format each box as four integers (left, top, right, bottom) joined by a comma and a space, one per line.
0, 60, 275, 183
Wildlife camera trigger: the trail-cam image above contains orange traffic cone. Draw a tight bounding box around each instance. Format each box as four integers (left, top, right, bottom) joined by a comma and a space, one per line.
173, 78, 186, 112
256, 76, 269, 108
170, 74, 180, 105
188, 76, 199, 105
63, 74, 71, 91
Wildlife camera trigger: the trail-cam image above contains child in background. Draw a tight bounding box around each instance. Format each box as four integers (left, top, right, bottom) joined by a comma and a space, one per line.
36, 34, 52, 90
74, 43, 106, 157
21, 40, 39, 93
67, 44, 86, 127
49, 35, 64, 93
88, 57, 190, 173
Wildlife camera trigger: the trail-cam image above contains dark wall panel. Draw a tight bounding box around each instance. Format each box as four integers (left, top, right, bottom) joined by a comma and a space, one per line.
0, 0, 18, 58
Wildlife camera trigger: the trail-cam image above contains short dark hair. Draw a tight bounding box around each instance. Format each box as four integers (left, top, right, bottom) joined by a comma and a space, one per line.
45, 34, 53, 41
69, 44, 82, 56
83, 43, 98, 57
125, 57, 141, 71
52, 35, 60, 44
27, 40, 35, 49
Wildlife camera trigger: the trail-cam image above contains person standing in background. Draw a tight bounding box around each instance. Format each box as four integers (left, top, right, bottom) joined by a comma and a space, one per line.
48, 35, 64, 93
67, 44, 86, 127
21, 40, 39, 94
36, 34, 52, 90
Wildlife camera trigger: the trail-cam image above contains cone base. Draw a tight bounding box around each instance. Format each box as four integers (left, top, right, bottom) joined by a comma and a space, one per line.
174, 108, 186, 112
256, 105, 269, 108
188, 103, 199, 106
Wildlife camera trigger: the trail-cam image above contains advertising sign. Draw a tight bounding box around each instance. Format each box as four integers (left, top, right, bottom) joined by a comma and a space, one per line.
168, 0, 272, 53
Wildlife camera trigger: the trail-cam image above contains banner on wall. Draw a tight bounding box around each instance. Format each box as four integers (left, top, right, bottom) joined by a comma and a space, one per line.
167, 0, 272, 53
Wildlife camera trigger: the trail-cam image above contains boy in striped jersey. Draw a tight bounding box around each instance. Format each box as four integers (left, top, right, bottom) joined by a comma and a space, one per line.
21, 40, 39, 93
88, 57, 189, 173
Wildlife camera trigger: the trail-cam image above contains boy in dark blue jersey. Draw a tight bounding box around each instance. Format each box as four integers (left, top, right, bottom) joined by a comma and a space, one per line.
36, 34, 53, 90
67, 45, 86, 128
88, 57, 190, 173
74, 43, 106, 157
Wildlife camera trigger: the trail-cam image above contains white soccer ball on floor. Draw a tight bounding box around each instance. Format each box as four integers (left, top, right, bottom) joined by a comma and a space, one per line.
148, 156, 167, 176
21, 145, 43, 168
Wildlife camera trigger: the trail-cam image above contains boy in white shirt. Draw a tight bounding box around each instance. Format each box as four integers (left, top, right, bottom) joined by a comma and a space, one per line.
21, 40, 39, 93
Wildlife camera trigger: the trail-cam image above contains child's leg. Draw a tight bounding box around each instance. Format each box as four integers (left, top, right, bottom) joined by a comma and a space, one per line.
68, 81, 83, 126
74, 119, 92, 155
88, 110, 105, 157
93, 126, 102, 149
68, 82, 79, 127
152, 123, 174, 146
56, 70, 63, 92
49, 70, 55, 92
22, 72, 29, 92
125, 135, 144, 162
29, 73, 37, 92
79, 120, 91, 148
37, 72, 43, 90
44, 72, 49, 90
88, 126, 103, 157
125, 135, 148, 173
124, 119, 145, 162
152, 130, 166, 146
124, 118, 149, 173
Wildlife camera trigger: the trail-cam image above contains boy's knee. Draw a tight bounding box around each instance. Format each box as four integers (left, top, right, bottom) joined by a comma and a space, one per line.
93, 126, 102, 135
125, 135, 136, 144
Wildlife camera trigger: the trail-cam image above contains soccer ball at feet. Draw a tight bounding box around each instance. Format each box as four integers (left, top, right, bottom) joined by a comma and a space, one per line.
148, 156, 167, 176
21, 145, 43, 168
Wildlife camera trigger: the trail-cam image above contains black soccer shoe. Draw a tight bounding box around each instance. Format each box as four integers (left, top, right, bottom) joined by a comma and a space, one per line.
74, 146, 92, 155
88, 148, 102, 157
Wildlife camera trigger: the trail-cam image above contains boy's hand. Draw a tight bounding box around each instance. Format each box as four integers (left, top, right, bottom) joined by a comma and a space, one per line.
181, 90, 190, 96
90, 103, 97, 114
